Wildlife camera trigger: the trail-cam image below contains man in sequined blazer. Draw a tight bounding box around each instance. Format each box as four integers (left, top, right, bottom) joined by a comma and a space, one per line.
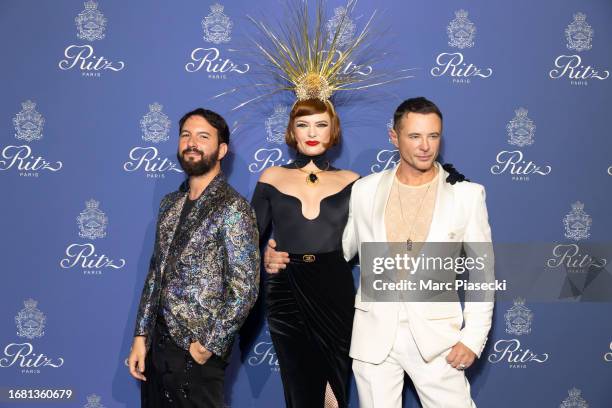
128, 108, 260, 407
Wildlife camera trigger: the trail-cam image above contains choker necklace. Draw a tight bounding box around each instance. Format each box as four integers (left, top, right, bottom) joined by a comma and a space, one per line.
292, 151, 330, 185
292, 152, 329, 169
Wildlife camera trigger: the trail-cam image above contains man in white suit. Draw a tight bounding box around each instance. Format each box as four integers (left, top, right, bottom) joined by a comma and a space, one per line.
264, 97, 493, 407
343, 97, 493, 407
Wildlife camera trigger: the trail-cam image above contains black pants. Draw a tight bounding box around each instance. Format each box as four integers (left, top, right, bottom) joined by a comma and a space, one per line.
141, 319, 226, 408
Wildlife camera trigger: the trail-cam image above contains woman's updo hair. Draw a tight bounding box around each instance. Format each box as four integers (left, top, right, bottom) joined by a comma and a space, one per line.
285, 99, 341, 149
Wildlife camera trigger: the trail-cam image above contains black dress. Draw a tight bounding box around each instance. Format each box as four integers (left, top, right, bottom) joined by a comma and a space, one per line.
251, 157, 356, 408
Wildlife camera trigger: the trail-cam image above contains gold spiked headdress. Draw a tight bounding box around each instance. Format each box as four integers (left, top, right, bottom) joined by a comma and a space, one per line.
224, 0, 414, 110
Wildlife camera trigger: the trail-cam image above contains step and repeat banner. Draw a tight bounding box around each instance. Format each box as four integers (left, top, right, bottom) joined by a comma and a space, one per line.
1, 0, 611, 407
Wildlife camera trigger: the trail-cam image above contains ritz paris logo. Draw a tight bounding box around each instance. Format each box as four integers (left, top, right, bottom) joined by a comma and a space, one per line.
546, 202, 607, 274
249, 148, 293, 173
490, 108, 551, 182
58, 0, 125, 77
430, 10, 493, 84
371, 149, 400, 173
323, 6, 373, 77
1, 100, 63, 177
247, 330, 280, 372
59, 199, 126, 275
0, 299, 65, 374
370, 118, 399, 173
185, 3, 249, 79
185, 4, 372, 80
487, 298, 549, 368
122, 103, 183, 178
549, 12, 609, 86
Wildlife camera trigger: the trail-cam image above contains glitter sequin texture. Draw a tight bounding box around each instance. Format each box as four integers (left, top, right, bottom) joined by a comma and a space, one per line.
134, 173, 260, 359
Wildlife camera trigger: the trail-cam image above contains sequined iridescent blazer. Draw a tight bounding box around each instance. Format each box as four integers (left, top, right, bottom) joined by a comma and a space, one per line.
134, 173, 260, 360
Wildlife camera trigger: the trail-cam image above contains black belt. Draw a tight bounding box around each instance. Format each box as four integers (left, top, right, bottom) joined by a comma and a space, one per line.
287, 250, 344, 264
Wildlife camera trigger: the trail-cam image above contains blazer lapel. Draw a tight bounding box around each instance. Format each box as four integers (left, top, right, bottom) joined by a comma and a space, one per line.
372, 166, 399, 242
169, 173, 226, 260
158, 193, 186, 275
425, 162, 454, 242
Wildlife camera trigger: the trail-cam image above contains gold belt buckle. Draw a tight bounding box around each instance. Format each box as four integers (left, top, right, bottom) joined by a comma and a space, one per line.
302, 254, 316, 263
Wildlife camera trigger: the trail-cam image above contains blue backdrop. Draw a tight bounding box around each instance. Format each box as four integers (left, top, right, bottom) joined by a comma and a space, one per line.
1, 0, 611, 407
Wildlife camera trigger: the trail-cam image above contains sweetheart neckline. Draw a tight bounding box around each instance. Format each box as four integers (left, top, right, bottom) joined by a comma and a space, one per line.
257, 180, 356, 221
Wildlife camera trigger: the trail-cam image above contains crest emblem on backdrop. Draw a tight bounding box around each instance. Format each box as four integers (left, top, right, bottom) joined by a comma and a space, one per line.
13, 100, 45, 142
75, 0, 107, 41
77, 199, 108, 240
84, 394, 106, 408
140, 103, 171, 143
504, 298, 533, 336
565, 13, 593, 52
265, 105, 288, 145
507, 108, 536, 147
202, 3, 232, 44
15, 298, 46, 339
447, 9, 476, 49
326, 6, 356, 48
560, 388, 589, 408
563, 201, 592, 241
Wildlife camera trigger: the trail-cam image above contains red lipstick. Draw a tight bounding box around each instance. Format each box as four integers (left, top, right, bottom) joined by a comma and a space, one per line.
305, 141, 320, 146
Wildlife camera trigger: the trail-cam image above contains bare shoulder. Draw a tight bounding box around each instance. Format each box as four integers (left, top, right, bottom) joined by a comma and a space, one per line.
258, 166, 288, 184
335, 169, 360, 184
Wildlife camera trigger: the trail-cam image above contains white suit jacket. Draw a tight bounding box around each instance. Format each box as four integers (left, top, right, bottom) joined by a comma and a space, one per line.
343, 162, 494, 364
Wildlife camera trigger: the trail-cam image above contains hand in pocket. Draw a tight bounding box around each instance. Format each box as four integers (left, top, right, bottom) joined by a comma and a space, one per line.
189, 341, 213, 365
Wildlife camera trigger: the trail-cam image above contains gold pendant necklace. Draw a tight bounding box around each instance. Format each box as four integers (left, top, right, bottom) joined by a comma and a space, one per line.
295, 162, 330, 185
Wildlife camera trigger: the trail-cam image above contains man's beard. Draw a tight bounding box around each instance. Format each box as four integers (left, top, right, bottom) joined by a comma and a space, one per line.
177, 146, 219, 176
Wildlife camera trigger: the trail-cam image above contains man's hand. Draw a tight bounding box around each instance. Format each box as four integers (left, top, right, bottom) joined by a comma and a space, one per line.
446, 341, 476, 370
189, 341, 213, 365
263, 239, 290, 274
128, 336, 147, 381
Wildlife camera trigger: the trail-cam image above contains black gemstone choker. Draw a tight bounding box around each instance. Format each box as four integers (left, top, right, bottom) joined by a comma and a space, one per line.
292, 152, 329, 169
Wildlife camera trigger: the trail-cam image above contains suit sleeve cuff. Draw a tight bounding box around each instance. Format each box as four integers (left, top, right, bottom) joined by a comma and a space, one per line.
459, 331, 488, 358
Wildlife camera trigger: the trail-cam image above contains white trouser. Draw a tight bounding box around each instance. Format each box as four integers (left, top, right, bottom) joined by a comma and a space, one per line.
353, 308, 476, 408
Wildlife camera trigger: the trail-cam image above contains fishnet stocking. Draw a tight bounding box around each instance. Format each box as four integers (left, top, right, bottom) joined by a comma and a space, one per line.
324, 382, 339, 408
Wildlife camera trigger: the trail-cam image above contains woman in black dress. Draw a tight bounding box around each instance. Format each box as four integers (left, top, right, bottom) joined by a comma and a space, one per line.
251, 98, 358, 407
